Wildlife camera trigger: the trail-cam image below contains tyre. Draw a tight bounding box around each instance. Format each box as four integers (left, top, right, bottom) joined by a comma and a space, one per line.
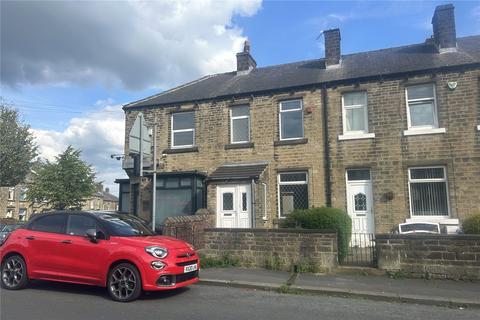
107, 263, 142, 302
1, 255, 29, 290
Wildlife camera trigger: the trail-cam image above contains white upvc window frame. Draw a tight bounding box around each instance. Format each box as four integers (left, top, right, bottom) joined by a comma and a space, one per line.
279, 99, 304, 141
171, 112, 195, 149
230, 105, 250, 144
404, 83, 444, 136
342, 91, 369, 135
407, 166, 450, 221
277, 171, 309, 218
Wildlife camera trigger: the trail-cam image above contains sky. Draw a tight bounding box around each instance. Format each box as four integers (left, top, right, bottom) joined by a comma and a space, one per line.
1, 0, 479, 195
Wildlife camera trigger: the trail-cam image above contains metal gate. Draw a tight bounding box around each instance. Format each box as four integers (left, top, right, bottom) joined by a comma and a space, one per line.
340, 233, 377, 267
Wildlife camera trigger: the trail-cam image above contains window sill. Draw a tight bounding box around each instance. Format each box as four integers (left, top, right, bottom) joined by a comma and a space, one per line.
403, 128, 446, 136
406, 217, 458, 224
273, 138, 308, 146
338, 133, 375, 141
224, 142, 254, 150
163, 146, 199, 154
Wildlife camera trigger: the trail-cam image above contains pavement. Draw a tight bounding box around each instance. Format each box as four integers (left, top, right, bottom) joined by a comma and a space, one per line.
199, 267, 480, 308
2, 280, 479, 320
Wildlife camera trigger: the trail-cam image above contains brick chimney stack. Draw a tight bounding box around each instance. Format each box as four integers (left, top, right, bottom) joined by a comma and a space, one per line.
324, 28, 341, 68
432, 4, 457, 53
236, 40, 257, 74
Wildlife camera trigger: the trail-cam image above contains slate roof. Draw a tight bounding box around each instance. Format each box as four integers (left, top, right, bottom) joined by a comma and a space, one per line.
208, 162, 268, 181
125, 35, 480, 110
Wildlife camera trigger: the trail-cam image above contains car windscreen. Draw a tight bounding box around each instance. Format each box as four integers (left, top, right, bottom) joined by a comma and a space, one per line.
98, 213, 155, 236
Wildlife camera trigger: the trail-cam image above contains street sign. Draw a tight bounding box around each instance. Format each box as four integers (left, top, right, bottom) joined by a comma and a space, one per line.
129, 113, 151, 155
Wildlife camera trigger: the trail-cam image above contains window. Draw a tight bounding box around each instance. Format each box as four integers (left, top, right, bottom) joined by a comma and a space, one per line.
408, 167, 449, 217
154, 175, 205, 227
67, 215, 98, 236
223, 193, 234, 210
230, 106, 250, 143
119, 183, 130, 213
347, 169, 371, 181
279, 100, 304, 140
406, 84, 438, 129
18, 208, 27, 221
8, 187, 14, 201
171, 112, 195, 148
19, 188, 27, 201
278, 172, 308, 218
29, 214, 67, 234
6, 208, 14, 218
342, 91, 368, 134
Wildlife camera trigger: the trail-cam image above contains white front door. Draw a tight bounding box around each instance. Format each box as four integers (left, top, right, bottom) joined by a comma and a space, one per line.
217, 184, 251, 228
346, 170, 375, 245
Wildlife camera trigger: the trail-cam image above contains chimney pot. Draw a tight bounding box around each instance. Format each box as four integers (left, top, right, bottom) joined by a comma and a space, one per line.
431, 4, 456, 52
236, 40, 256, 74
324, 28, 341, 68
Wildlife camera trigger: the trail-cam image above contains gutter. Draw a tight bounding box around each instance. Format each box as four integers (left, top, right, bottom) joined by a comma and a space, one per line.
321, 86, 332, 207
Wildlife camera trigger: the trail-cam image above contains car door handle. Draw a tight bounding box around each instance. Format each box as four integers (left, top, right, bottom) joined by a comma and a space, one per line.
61, 240, 72, 244
26, 236, 35, 240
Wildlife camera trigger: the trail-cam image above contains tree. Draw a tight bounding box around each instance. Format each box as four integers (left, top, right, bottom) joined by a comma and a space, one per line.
26, 146, 97, 210
0, 103, 37, 186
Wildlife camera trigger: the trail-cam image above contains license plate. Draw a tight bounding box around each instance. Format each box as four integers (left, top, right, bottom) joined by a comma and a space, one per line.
184, 263, 198, 273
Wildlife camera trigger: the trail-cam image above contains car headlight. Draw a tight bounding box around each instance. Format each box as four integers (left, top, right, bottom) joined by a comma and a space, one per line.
145, 246, 168, 258
186, 242, 195, 251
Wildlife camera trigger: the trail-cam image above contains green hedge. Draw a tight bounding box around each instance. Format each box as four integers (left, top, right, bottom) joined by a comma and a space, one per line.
280, 207, 352, 262
462, 213, 480, 234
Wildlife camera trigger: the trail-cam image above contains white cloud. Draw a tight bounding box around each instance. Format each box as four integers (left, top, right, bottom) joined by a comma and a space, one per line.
1, 0, 262, 90
32, 101, 127, 195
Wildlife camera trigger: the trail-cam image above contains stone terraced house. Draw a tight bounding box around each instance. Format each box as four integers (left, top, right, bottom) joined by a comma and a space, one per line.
119, 4, 480, 235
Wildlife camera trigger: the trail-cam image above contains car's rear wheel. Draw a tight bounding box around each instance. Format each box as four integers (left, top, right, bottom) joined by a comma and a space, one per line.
107, 263, 142, 302
1, 255, 29, 290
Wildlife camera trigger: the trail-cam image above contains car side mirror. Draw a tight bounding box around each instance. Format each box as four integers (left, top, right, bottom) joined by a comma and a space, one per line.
85, 229, 98, 243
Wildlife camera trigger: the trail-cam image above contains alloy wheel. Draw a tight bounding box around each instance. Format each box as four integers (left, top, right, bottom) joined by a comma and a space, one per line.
2, 257, 25, 288
109, 266, 137, 300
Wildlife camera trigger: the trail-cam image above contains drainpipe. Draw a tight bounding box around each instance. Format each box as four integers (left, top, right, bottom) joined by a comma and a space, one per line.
322, 86, 332, 207
251, 179, 256, 228
261, 182, 268, 221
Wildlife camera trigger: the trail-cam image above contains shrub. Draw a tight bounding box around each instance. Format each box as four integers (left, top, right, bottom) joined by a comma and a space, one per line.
280, 207, 352, 262
462, 213, 480, 234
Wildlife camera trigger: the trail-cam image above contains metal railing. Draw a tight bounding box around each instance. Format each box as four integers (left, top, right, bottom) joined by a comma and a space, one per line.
341, 233, 377, 267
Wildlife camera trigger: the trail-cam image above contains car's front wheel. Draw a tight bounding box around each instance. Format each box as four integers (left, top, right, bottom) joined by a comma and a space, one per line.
107, 263, 142, 302
1, 255, 29, 290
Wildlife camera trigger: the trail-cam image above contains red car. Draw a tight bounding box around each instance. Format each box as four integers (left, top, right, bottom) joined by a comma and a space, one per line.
0, 211, 199, 302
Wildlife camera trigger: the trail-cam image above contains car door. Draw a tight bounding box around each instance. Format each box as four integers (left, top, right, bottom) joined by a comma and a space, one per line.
59, 214, 110, 285
24, 213, 68, 279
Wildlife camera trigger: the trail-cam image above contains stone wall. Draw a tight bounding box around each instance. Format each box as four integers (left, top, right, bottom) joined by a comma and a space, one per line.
162, 213, 215, 249
376, 234, 480, 280
202, 228, 338, 272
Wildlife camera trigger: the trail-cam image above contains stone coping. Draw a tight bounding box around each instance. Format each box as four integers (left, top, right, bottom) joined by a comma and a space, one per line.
204, 228, 336, 234
375, 233, 480, 240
